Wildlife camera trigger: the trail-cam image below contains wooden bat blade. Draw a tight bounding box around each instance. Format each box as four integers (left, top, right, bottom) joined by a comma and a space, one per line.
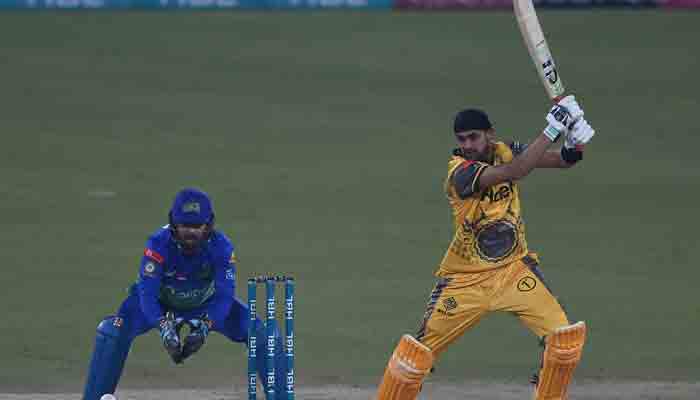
514, 0, 565, 101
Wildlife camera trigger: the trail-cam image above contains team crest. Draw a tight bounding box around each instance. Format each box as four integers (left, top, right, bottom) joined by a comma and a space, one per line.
443, 297, 458, 311
182, 201, 201, 214
143, 262, 157, 277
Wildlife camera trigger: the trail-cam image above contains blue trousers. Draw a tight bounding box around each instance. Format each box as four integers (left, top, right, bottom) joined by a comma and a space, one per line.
83, 293, 285, 400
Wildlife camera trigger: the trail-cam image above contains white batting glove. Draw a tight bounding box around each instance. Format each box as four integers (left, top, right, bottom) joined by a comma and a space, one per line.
543, 105, 571, 142
564, 118, 595, 149
557, 95, 584, 122
543, 95, 585, 142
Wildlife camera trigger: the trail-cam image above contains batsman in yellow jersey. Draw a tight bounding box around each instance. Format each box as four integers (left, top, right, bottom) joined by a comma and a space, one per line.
376, 95, 596, 400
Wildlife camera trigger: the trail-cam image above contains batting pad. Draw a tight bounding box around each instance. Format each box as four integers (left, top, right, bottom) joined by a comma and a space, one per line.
535, 321, 586, 400
376, 334, 434, 400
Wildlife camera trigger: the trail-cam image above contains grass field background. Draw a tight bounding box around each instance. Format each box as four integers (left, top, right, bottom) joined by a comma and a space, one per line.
0, 10, 698, 392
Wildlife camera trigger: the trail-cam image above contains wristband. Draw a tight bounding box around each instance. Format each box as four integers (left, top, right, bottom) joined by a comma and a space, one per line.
561, 146, 583, 164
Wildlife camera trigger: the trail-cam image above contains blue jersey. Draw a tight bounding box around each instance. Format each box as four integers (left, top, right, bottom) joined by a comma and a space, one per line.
135, 226, 237, 328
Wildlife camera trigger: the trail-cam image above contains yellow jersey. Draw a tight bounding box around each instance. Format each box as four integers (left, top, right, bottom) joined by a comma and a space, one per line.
436, 141, 533, 276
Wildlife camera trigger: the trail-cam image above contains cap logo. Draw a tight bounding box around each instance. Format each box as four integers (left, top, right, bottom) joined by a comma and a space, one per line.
182, 201, 201, 214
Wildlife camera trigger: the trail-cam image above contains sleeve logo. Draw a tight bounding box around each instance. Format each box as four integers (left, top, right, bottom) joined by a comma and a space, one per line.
144, 248, 164, 264
225, 269, 235, 281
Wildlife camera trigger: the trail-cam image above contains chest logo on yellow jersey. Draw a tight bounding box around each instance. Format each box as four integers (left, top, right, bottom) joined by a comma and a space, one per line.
475, 220, 518, 262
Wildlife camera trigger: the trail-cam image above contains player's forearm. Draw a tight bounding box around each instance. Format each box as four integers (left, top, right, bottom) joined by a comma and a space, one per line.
508, 133, 553, 179
478, 133, 552, 188
536, 148, 574, 168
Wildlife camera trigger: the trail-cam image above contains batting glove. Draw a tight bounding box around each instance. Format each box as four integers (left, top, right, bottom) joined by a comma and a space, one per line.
558, 95, 584, 122
543, 95, 583, 142
565, 117, 595, 149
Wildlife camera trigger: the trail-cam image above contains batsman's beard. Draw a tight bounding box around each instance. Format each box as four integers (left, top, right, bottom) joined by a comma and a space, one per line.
462, 144, 494, 163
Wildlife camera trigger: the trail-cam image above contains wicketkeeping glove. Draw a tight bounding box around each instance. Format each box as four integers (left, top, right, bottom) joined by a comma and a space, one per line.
180, 314, 212, 361
159, 312, 184, 364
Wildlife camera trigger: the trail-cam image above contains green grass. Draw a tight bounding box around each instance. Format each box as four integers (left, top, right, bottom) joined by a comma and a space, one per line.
0, 9, 699, 392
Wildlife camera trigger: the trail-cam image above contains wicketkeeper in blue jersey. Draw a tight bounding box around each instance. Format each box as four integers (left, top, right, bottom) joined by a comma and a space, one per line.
83, 187, 286, 400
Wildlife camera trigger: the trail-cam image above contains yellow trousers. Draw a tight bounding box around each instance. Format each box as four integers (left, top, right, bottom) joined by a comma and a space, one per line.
416, 255, 569, 357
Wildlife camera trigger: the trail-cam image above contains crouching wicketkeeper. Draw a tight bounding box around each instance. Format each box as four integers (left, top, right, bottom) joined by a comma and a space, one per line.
82, 188, 286, 400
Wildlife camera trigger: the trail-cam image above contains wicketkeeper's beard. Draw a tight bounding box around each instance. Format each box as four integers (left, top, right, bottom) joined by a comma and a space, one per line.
181, 236, 199, 249
175, 231, 208, 252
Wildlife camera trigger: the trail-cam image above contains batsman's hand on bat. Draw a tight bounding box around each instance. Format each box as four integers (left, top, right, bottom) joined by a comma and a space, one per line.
180, 314, 212, 362
565, 118, 595, 149
543, 95, 584, 142
558, 95, 584, 122
159, 312, 183, 364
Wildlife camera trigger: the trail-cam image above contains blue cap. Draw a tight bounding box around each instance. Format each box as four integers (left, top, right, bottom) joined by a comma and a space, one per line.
169, 188, 214, 225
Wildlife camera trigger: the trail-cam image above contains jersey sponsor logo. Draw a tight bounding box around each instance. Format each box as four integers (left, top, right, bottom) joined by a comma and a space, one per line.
143, 262, 158, 277
481, 183, 512, 203
517, 276, 537, 292
144, 248, 164, 264
165, 286, 210, 300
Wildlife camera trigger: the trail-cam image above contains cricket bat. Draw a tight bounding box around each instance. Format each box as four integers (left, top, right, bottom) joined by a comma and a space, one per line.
514, 0, 565, 102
